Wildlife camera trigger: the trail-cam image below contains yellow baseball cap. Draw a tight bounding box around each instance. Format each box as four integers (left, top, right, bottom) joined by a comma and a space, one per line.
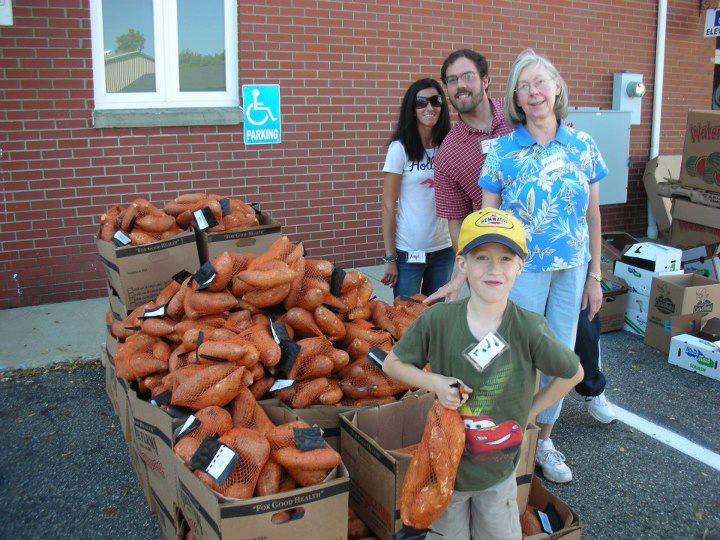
457, 208, 528, 258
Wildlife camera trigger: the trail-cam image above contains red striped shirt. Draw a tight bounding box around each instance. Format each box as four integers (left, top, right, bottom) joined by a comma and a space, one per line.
434, 97, 513, 219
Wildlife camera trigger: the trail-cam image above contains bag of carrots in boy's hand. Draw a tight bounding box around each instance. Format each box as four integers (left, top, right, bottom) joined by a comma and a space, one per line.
397, 400, 465, 532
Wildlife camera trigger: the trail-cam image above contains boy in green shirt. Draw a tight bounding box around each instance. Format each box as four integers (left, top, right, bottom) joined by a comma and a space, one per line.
383, 208, 583, 540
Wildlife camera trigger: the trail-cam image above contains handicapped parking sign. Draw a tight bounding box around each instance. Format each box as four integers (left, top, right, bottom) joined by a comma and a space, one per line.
242, 84, 281, 145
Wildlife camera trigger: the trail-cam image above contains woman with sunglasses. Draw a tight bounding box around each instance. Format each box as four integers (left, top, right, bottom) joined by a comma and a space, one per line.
479, 49, 608, 484
381, 78, 452, 298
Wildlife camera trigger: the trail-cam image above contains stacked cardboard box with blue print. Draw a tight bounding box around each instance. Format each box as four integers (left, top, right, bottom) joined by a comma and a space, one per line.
668, 317, 720, 381
645, 274, 720, 353
680, 243, 720, 281
613, 242, 683, 336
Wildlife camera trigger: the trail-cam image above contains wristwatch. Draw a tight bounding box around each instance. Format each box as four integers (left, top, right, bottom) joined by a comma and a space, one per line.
381, 254, 398, 263
587, 271, 602, 282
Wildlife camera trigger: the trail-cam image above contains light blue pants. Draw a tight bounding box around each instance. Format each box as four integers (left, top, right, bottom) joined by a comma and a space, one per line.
509, 264, 587, 425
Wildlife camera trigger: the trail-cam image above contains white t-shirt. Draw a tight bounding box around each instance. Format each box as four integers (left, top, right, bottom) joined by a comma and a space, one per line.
382, 140, 451, 253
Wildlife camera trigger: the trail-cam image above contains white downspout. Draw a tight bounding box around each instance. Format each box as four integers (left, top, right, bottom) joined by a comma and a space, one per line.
647, 0, 667, 239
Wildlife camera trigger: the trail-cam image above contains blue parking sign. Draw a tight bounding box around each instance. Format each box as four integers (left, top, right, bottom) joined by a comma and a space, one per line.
242, 85, 281, 145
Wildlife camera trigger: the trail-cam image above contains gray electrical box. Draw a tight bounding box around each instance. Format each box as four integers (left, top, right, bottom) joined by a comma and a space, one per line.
566, 108, 631, 206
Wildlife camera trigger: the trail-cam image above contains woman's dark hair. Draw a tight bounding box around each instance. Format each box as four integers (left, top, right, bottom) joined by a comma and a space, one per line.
389, 78, 450, 163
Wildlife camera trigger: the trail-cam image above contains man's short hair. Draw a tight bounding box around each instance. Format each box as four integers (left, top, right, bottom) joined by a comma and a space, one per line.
441, 49, 489, 84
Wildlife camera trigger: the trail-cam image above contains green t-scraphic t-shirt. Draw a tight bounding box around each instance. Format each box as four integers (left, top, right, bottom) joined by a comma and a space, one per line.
392, 297, 579, 492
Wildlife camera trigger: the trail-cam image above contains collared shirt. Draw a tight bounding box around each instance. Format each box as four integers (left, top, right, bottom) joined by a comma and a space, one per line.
478, 123, 608, 272
434, 97, 513, 220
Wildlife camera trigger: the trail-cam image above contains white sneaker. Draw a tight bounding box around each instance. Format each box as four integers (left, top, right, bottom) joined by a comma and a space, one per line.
570, 389, 617, 424
536, 439, 572, 483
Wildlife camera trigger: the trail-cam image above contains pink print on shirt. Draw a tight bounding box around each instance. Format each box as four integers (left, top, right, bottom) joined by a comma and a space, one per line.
420, 177, 435, 189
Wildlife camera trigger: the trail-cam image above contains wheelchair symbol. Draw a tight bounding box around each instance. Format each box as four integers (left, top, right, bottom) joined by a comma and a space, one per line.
245, 89, 277, 126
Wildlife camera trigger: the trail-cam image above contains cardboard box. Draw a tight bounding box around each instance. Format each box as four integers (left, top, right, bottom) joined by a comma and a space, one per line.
107, 284, 132, 320
620, 242, 682, 273
679, 110, 720, 194
668, 334, 720, 381
286, 404, 357, 452
128, 442, 156, 514
613, 261, 683, 297
174, 403, 349, 540
670, 198, 720, 249
623, 308, 647, 336
643, 155, 680, 234
106, 328, 119, 359
339, 393, 538, 540
103, 346, 133, 442
523, 476, 583, 540
96, 229, 200, 310
103, 347, 120, 416
152, 487, 178, 540
197, 213, 282, 264
647, 273, 720, 324
644, 314, 704, 354
599, 273, 629, 333
681, 244, 720, 280
127, 387, 178, 531
601, 232, 639, 275
626, 291, 649, 313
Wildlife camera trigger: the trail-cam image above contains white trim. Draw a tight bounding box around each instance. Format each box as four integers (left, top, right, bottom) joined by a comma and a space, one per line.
90, 0, 238, 110
614, 405, 720, 472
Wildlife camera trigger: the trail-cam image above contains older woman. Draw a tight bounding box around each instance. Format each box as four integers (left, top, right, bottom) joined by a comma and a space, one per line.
479, 49, 606, 484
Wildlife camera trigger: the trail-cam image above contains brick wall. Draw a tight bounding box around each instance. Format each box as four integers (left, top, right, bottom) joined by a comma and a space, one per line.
0, 0, 715, 308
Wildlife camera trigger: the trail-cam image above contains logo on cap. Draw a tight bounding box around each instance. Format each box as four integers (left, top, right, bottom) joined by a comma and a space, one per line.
477, 212, 513, 229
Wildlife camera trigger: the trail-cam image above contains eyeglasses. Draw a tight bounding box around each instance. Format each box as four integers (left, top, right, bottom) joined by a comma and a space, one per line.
515, 78, 555, 96
415, 95, 443, 109
445, 71, 478, 86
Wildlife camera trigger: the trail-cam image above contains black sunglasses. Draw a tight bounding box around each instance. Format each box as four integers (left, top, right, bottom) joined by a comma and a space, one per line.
415, 95, 443, 109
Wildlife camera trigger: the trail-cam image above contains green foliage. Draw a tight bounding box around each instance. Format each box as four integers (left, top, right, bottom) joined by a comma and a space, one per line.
115, 28, 146, 53
179, 49, 225, 67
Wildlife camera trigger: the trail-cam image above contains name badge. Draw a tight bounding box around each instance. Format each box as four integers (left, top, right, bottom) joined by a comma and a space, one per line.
480, 138, 497, 154
463, 332, 508, 372
540, 152, 565, 174
407, 250, 426, 264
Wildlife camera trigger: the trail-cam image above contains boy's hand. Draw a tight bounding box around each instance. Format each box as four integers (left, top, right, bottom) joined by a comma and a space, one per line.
432, 374, 473, 409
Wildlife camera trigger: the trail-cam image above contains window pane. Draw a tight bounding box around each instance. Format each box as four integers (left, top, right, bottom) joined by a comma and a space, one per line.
177, 0, 226, 92
102, 0, 156, 93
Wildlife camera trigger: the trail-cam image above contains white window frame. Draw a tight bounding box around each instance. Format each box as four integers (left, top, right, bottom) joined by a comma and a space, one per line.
89, 0, 238, 110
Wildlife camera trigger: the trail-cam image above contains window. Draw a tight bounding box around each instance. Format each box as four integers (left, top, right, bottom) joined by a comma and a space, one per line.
90, 0, 238, 111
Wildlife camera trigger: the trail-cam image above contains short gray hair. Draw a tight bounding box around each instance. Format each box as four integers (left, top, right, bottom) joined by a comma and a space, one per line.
504, 49, 569, 126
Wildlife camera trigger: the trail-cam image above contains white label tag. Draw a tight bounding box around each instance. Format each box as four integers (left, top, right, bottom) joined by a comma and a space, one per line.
205, 445, 237, 483
480, 138, 497, 154
270, 322, 281, 345
536, 509, 553, 534
465, 332, 506, 372
540, 152, 565, 174
193, 209, 209, 231
112, 230, 131, 246
407, 250, 426, 264
269, 379, 295, 392
142, 305, 166, 318
177, 415, 197, 438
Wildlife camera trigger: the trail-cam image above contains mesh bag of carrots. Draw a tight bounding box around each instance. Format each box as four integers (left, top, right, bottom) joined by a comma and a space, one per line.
398, 400, 466, 531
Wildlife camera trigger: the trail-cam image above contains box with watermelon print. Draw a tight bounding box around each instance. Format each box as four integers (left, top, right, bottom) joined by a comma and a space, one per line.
680, 110, 720, 194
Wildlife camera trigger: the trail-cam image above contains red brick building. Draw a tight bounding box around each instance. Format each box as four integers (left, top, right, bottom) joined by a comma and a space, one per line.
0, 0, 715, 308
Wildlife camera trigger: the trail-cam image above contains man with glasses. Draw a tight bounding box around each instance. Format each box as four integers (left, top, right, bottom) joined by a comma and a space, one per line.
427, 50, 513, 302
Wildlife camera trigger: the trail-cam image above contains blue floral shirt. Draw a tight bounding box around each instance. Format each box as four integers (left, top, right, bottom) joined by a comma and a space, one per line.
478, 123, 607, 272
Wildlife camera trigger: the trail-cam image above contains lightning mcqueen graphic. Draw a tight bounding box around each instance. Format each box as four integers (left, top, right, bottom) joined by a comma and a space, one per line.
462, 415, 523, 455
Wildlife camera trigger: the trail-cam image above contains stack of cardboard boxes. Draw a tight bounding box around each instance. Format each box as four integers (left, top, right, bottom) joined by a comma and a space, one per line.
612, 243, 683, 337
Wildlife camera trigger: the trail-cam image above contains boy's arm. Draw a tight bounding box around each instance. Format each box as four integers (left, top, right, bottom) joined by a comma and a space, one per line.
383, 350, 473, 410
528, 364, 584, 421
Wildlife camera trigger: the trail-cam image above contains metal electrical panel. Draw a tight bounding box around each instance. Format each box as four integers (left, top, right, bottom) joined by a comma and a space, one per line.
566, 108, 631, 206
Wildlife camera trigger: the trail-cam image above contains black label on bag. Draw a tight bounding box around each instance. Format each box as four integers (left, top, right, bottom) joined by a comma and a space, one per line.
193, 207, 219, 231
393, 526, 430, 540
249, 202, 262, 216
111, 230, 132, 247
193, 261, 217, 290
397, 295, 422, 304
271, 322, 300, 378
219, 198, 231, 217
188, 436, 238, 484
367, 346, 387, 367
165, 405, 195, 419
293, 426, 325, 451
329, 266, 345, 297
321, 303, 342, 314
142, 305, 167, 319
174, 415, 201, 441
173, 269, 193, 284
150, 390, 172, 407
